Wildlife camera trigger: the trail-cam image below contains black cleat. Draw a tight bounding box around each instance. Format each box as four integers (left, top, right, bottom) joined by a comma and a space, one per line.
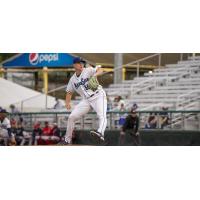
90, 130, 104, 142
57, 138, 71, 146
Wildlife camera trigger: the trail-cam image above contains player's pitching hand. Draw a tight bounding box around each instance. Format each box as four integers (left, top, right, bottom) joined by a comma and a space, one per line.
66, 103, 71, 110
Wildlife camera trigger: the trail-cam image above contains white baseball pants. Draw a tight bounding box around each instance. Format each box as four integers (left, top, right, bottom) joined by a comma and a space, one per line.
65, 90, 107, 143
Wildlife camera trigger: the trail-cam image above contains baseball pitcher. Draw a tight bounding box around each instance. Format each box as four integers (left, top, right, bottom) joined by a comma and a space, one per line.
59, 57, 107, 145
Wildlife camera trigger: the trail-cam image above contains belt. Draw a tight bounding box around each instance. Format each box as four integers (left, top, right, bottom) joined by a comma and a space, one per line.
89, 91, 99, 98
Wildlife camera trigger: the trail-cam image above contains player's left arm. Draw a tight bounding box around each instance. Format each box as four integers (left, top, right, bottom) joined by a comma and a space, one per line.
88, 65, 103, 78
94, 67, 103, 77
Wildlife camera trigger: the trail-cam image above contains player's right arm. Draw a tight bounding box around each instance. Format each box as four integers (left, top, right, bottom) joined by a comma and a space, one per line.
66, 92, 72, 110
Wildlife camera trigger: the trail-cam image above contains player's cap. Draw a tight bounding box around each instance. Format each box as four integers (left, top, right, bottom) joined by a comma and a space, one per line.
73, 57, 85, 64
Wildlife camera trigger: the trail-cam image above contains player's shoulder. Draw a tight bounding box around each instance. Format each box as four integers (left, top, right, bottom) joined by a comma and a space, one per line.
84, 66, 96, 76
84, 67, 90, 71
85, 66, 94, 72
86, 66, 93, 69
68, 73, 76, 82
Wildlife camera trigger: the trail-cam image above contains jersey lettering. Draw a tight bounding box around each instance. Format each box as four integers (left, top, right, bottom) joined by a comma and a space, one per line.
74, 78, 89, 90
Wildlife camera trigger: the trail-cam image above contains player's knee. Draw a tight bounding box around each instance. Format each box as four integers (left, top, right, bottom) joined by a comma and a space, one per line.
68, 114, 77, 122
98, 115, 107, 121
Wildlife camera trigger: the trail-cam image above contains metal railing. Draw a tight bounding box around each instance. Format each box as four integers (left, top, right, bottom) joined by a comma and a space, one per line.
120, 53, 192, 97
9, 110, 200, 131
176, 90, 200, 110
12, 85, 67, 112
123, 53, 192, 78
124, 53, 161, 77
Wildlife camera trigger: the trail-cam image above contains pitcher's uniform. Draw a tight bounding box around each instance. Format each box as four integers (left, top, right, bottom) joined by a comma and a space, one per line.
65, 66, 107, 143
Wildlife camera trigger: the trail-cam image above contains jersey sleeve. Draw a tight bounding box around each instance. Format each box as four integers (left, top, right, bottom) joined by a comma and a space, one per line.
66, 79, 74, 93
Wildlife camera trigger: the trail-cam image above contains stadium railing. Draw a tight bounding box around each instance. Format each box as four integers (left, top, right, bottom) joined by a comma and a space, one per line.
9, 110, 200, 131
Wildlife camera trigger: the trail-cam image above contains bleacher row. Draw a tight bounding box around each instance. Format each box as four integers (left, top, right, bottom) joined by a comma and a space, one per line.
66, 56, 200, 130
104, 56, 200, 112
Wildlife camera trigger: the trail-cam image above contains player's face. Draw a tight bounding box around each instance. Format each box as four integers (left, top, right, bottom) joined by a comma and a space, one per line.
73, 63, 83, 72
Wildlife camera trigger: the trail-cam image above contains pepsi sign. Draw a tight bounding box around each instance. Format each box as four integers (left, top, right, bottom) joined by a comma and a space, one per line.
29, 53, 59, 65
29, 53, 39, 65
2, 53, 75, 68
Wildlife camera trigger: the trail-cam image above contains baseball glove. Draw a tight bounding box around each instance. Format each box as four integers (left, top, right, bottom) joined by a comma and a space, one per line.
88, 76, 99, 91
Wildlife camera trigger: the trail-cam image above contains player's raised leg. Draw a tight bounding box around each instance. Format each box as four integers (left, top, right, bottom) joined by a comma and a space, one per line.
64, 100, 91, 144
90, 90, 107, 141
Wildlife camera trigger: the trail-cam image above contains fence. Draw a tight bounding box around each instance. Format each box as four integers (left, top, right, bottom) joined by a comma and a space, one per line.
9, 110, 200, 131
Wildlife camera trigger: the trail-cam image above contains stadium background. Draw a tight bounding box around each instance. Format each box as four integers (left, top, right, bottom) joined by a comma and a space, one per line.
0, 53, 194, 99
0, 53, 200, 145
